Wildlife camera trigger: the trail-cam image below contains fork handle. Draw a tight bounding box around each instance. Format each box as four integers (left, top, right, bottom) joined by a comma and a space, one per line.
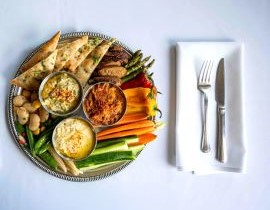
201, 94, 210, 153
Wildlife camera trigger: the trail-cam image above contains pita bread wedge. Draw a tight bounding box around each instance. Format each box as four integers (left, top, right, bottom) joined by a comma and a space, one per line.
54, 36, 88, 71
11, 50, 58, 90
21, 31, 60, 72
74, 38, 116, 87
64, 38, 103, 72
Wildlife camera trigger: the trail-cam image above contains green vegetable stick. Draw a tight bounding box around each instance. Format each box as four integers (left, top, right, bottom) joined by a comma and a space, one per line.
34, 133, 51, 156
15, 121, 25, 134
92, 141, 128, 155
125, 52, 142, 68
122, 67, 144, 83
127, 56, 151, 74
26, 126, 34, 154
76, 151, 135, 169
96, 135, 138, 149
145, 59, 155, 70
122, 59, 155, 82
37, 142, 50, 155
39, 152, 58, 170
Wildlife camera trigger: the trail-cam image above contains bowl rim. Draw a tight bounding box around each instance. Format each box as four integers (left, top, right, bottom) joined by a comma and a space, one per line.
82, 82, 127, 127
38, 71, 83, 117
52, 116, 97, 161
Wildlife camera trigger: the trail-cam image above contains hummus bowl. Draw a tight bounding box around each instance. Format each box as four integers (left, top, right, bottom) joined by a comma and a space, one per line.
39, 71, 83, 117
52, 116, 97, 161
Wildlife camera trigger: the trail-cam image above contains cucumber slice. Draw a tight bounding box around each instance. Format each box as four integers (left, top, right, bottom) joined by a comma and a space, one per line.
81, 146, 145, 171
92, 141, 128, 155
80, 161, 127, 171
75, 151, 135, 169
96, 135, 138, 149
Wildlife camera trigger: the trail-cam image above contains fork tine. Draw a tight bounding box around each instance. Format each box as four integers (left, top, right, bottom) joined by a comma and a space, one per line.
202, 60, 210, 83
199, 60, 206, 82
205, 60, 213, 83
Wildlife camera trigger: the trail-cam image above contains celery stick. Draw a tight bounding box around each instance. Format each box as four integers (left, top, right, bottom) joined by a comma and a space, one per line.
96, 135, 138, 149
128, 145, 145, 155
92, 141, 128, 155
80, 161, 127, 171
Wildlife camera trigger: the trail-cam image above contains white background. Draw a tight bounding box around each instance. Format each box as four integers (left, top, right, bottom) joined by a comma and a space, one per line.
0, 0, 269, 209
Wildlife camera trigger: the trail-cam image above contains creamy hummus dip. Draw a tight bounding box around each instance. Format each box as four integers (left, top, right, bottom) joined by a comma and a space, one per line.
53, 118, 95, 160
41, 73, 81, 114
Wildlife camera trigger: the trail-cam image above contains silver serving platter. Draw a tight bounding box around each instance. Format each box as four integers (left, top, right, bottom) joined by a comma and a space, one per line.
7, 32, 142, 182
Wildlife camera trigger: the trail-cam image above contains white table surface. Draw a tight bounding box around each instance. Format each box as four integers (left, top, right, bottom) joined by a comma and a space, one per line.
1, 0, 270, 209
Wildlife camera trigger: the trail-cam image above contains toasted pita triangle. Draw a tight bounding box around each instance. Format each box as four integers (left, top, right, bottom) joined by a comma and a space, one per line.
64, 38, 103, 72
21, 31, 60, 72
54, 36, 88, 71
74, 38, 116, 86
11, 50, 58, 90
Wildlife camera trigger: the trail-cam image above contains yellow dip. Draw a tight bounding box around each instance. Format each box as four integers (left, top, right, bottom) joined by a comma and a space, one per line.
41, 73, 81, 114
54, 118, 95, 160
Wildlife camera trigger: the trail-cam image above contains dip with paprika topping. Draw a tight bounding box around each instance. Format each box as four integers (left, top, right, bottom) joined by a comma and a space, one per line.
52, 117, 96, 160
83, 82, 126, 126
40, 72, 82, 115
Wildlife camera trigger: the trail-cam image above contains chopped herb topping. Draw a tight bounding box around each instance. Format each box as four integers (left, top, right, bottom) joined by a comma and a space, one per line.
92, 55, 100, 64
92, 38, 101, 45
33, 70, 41, 77
41, 61, 46, 68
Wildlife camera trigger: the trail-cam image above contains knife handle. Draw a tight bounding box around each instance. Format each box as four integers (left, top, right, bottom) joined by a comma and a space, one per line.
217, 106, 227, 163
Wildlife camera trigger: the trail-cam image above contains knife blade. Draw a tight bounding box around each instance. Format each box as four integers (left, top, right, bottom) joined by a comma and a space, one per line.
215, 58, 227, 163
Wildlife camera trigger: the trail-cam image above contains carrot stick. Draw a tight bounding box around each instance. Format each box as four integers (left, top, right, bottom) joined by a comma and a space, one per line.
116, 113, 148, 125
97, 120, 154, 137
97, 126, 155, 141
129, 133, 157, 146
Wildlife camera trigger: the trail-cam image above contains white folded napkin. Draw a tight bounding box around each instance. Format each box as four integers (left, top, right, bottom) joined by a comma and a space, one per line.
175, 42, 246, 174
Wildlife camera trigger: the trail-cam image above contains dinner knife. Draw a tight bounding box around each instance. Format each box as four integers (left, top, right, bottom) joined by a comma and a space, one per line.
215, 58, 227, 163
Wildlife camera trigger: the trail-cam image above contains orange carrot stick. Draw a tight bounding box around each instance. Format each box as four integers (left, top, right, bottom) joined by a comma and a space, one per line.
116, 113, 148, 125
97, 126, 155, 141
97, 120, 154, 137
129, 133, 157, 146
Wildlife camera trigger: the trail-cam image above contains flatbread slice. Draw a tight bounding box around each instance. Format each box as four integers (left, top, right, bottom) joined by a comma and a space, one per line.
74, 38, 116, 87
54, 36, 88, 71
64, 38, 103, 72
11, 50, 58, 90
21, 31, 60, 72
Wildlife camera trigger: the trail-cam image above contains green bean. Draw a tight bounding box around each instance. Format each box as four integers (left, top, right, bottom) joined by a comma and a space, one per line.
26, 126, 34, 154
15, 121, 25, 134
37, 142, 50, 155
39, 152, 57, 170
33, 132, 51, 156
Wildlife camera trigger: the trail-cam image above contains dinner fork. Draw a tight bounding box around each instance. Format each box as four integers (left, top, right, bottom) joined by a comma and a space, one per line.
198, 60, 214, 153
